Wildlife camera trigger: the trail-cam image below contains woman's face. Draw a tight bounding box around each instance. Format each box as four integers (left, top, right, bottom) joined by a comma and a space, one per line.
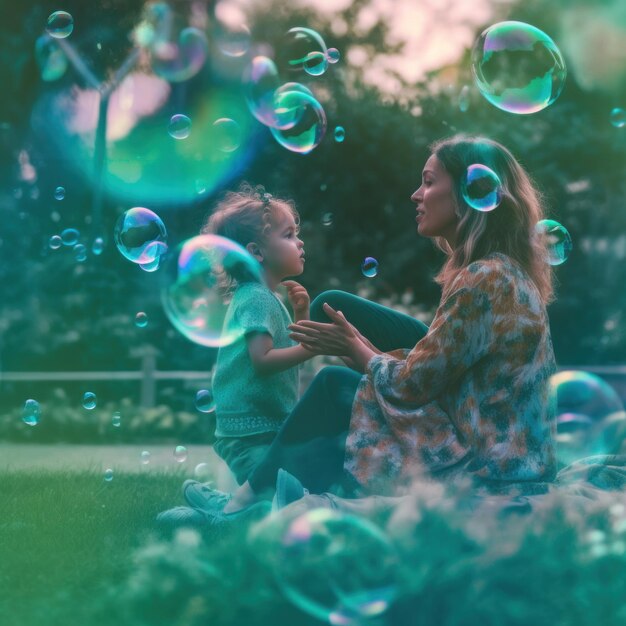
410, 154, 459, 247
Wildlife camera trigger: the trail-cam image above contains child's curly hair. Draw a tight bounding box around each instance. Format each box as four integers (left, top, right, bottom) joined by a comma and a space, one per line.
202, 182, 300, 247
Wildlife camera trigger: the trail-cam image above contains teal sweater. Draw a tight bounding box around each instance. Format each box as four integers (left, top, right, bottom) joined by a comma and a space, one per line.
212, 282, 299, 437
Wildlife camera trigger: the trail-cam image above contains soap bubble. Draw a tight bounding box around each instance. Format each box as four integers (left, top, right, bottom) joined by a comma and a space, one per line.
272, 83, 316, 130
243, 56, 281, 127
461, 164, 502, 212
610, 108, 625, 129
471, 21, 566, 114
150, 27, 208, 83
104, 468, 114, 482
74, 243, 87, 263
61, 228, 80, 246
212, 118, 242, 152
83, 392, 97, 410
194, 462, 212, 480
334, 126, 345, 143
46, 11, 74, 39
535, 219, 572, 265
270, 90, 327, 154
254, 509, 398, 625
361, 257, 379, 278
35, 35, 68, 82
55, 186, 65, 200
168, 114, 191, 139
49, 235, 62, 250
135, 312, 148, 328
279, 27, 328, 73
112, 411, 121, 427
140, 450, 151, 465
174, 445, 188, 463
216, 22, 251, 57
322, 212, 333, 227
304, 51, 328, 77
161, 234, 265, 348
195, 389, 216, 413
92, 237, 104, 256
22, 399, 41, 427
114, 207, 168, 265
327, 48, 340, 64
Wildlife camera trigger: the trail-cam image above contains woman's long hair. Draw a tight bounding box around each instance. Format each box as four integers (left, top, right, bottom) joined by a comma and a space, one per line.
430, 135, 555, 305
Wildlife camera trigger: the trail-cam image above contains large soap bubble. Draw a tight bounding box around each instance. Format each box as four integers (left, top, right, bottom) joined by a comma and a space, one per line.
461, 164, 503, 212
114, 207, 168, 265
161, 234, 265, 347
270, 89, 327, 154
243, 56, 281, 127
471, 21, 566, 114
535, 219, 572, 265
278, 27, 328, 73
252, 509, 399, 624
150, 27, 208, 83
46, 11, 74, 39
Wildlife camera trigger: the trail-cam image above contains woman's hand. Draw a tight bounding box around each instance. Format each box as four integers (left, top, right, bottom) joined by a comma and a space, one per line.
289, 303, 377, 372
282, 280, 310, 321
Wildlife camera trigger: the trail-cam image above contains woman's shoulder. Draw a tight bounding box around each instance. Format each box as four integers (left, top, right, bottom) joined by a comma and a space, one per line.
452, 252, 519, 291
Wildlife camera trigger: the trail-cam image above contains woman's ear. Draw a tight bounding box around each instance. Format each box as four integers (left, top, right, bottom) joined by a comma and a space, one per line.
246, 242, 264, 263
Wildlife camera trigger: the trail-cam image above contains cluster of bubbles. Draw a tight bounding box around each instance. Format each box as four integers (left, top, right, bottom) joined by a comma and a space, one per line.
253, 509, 399, 624
461, 164, 502, 212
161, 234, 265, 347
170, 115, 245, 152
535, 219, 573, 265
114, 207, 168, 272
48, 226, 101, 264
471, 21, 567, 114
195, 389, 216, 413
361, 257, 379, 278
243, 27, 341, 154
46, 11, 74, 40
550, 370, 625, 466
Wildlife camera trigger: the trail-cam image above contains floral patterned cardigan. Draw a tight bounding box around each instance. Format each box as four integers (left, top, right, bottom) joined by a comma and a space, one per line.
344, 252, 558, 496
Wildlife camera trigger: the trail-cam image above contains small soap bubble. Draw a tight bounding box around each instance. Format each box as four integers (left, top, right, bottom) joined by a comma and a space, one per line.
361, 257, 379, 278
194, 462, 212, 480
55, 186, 66, 200
168, 114, 191, 139
74, 243, 87, 262
47, 11, 74, 39
92, 237, 104, 255
461, 164, 502, 212
334, 126, 345, 143
111, 411, 121, 427
50, 211, 61, 222
174, 445, 188, 463
212, 118, 242, 152
104, 468, 114, 482
49, 235, 62, 250
304, 51, 328, 76
535, 219, 572, 265
320, 183, 328, 192
321, 212, 333, 226
83, 392, 97, 410
327, 47, 340, 64
22, 399, 41, 426
610, 108, 625, 129
135, 312, 148, 328
195, 389, 216, 413
279, 27, 328, 73
61, 228, 80, 246
458, 85, 470, 112
140, 450, 151, 465
216, 22, 251, 58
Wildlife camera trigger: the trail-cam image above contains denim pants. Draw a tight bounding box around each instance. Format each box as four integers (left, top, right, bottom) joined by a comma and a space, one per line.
247, 290, 428, 496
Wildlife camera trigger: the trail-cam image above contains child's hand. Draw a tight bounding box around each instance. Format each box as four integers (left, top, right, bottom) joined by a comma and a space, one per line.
282, 280, 310, 321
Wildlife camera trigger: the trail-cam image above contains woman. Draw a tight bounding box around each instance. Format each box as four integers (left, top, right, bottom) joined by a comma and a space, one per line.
180, 134, 559, 521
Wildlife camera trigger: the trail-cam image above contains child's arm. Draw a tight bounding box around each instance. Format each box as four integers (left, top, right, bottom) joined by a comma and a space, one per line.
247, 332, 315, 376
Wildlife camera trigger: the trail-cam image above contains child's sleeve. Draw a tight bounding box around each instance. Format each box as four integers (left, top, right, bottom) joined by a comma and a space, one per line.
366, 264, 502, 409
234, 286, 281, 339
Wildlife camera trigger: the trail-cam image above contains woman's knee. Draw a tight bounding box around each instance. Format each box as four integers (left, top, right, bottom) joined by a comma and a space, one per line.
311, 290, 353, 321
311, 365, 361, 395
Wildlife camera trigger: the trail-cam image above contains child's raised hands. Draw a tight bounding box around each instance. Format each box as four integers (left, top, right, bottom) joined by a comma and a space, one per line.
282, 280, 310, 321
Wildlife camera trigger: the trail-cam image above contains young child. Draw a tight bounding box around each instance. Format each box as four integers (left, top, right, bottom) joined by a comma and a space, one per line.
198, 183, 315, 489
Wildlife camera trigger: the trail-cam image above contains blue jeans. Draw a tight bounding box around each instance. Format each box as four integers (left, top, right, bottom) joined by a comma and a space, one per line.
247, 290, 428, 495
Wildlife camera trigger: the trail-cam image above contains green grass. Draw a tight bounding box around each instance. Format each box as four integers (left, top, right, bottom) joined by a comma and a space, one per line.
4, 465, 626, 626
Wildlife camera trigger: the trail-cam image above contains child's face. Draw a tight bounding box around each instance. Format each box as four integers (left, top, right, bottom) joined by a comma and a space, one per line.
259, 206, 305, 279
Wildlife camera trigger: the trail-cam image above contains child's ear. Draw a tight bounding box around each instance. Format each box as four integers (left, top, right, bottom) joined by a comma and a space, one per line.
246, 242, 264, 263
